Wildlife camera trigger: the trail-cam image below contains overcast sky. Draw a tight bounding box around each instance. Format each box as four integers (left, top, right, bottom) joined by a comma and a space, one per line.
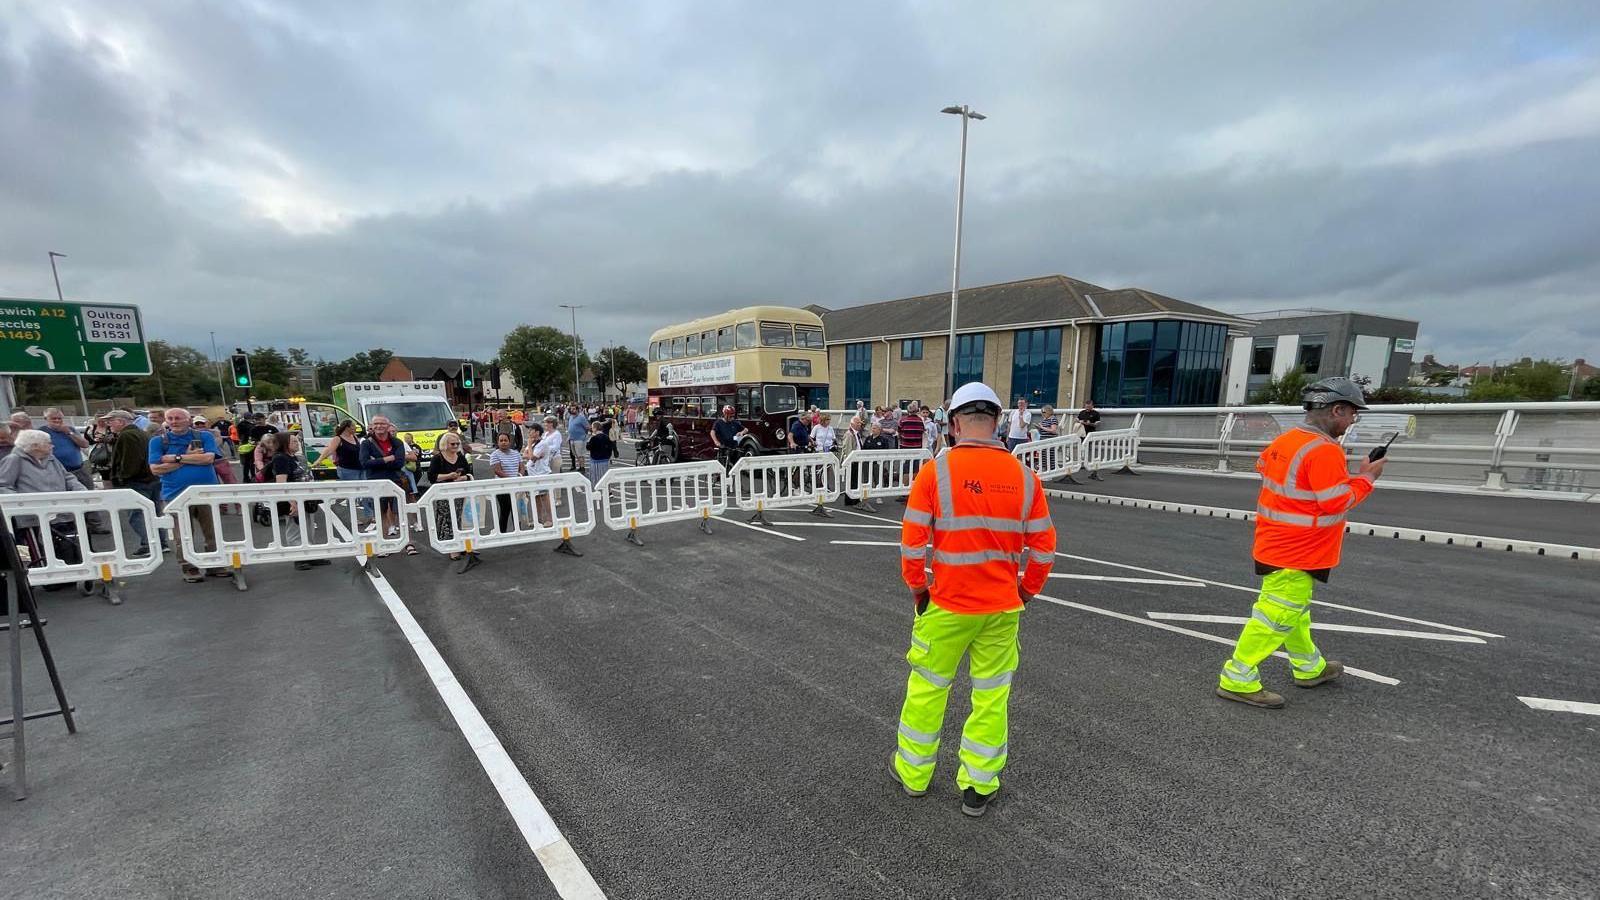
2, 1, 1596, 368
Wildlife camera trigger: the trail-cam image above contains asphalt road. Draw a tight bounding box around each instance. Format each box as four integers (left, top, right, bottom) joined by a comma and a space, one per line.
5, 462, 1596, 899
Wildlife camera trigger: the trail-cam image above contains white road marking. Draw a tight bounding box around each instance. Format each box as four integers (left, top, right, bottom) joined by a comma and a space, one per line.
772, 521, 900, 529
1032, 593, 1401, 685
1054, 552, 1503, 639
830, 540, 899, 547
1050, 573, 1206, 587
1144, 612, 1486, 644
1517, 696, 1600, 715
364, 564, 607, 899
717, 515, 807, 541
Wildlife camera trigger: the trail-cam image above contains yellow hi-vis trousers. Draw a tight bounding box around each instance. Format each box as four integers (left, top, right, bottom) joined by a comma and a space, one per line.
1218, 568, 1329, 693
893, 604, 1020, 796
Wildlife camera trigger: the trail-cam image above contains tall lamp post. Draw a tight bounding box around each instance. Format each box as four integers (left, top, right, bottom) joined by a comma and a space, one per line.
559, 304, 584, 404
47, 251, 91, 417
939, 105, 985, 404
209, 331, 229, 405
607, 339, 617, 404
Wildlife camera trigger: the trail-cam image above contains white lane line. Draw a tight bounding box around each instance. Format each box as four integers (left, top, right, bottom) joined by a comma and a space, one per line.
364, 565, 607, 899
1051, 573, 1206, 587
1144, 612, 1486, 644
717, 515, 807, 541
831, 540, 898, 547
1032, 593, 1400, 686
1517, 696, 1600, 716
1054, 552, 1503, 639
772, 522, 900, 529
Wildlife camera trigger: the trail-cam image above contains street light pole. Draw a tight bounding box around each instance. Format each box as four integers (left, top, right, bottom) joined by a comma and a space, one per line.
608, 340, 617, 404
559, 304, 584, 405
47, 251, 91, 417
209, 331, 229, 405
939, 105, 985, 404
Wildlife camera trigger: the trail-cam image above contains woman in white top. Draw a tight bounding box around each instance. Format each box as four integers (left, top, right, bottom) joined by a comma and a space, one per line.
812, 414, 835, 453
526, 416, 563, 525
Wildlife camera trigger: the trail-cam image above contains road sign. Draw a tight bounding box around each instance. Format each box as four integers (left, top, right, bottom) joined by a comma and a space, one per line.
0, 298, 151, 376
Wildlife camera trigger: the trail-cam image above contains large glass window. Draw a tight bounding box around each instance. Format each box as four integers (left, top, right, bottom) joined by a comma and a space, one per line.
685, 333, 700, 357
901, 338, 923, 361
794, 326, 825, 348
954, 334, 985, 391
1250, 342, 1274, 375
648, 342, 659, 362
763, 384, 797, 414
1094, 321, 1226, 406
760, 322, 794, 347
717, 327, 734, 352
1298, 336, 1325, 375
1009, 328, 1061, 405
671, 336, 685, 359
844, 343, 873, 407
735, 322, 757, 349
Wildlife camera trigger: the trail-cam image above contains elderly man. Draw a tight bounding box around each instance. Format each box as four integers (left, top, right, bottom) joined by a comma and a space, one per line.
149, 407, 227, 583
43, 407, 110, 534
105, 409, 164, 555
10, 410, 32, 431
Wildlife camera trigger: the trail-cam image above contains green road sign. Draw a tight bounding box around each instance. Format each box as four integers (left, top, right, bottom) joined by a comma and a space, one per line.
0, 298, 152, 376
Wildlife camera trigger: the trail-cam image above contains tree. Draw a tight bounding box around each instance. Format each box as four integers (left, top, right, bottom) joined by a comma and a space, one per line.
1465, 359, 1568, 402
500, 325, 587, 401
287, 347, 311, 366
595, 345, 647, 396
1467, 380, 1521, 402
248, 346, 291, 390
1250, 367, 1309, 405
1582, 376, 1600, 401
316, 348, 394, 387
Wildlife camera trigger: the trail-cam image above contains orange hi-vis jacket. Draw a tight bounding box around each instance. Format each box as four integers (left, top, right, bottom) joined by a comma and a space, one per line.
1253, 425, 1376, 572
900, 438, 1056, 614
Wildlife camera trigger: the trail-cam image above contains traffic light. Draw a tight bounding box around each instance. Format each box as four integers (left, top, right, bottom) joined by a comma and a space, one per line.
461, 362, 475, 389
230, 351, 252, 388
488, 363, 500, 389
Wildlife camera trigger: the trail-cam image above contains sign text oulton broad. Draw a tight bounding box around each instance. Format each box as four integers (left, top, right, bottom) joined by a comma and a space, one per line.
0, 298, 152, 376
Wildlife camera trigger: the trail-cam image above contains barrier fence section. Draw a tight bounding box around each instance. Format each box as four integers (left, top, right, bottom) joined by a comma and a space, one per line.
1013, 434, 1082, 480
842, 448, 931, 503
0, 489, 164, 595
165, 481, 411, 588
1081, 428, 1139, 476
728, 452, 842, 524
595, 460, 726, 544
415, 472, 595, 558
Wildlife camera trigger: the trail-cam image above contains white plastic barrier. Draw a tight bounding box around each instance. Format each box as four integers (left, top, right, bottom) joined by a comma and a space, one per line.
415, 473, 595, 556
1082, 427, 1139, 474
1013, 434, 1083, 480
727, 452, 842, 523
595, 460, 726, 544
0, 489, 165, 595
165, 481, 410, 588
842, 448, 931, 501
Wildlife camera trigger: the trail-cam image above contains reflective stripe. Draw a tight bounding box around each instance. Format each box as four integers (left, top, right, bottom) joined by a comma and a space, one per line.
971, 670, 1014, 690
934, 454, 955, 520
961, 761, 999, 784
1256, 504, 1347, 528
932, 549, 1020, 567
899, 722, 941, 745
902, 507, 933, 526
1026, 548, 1054, 564
910, 636, 930, 653
1262, 473, 1353, 504
1222, 659, 1258, 681
960, 737, 1009, 759
1259, 591, 1309, 612
935, 515, 1025, 533
1287, 650, 1323, 672
900, 544, 928, 559
1251, 608, 1293, 633
897, 746, 937, 767
1023, 515, 1053, 534
1021, 468, 1036, 522
912, 665, 953, 688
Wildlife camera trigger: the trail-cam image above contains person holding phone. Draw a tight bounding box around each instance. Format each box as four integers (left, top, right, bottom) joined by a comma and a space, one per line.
148, 407, 227, 583
1216, 376, 1387, 709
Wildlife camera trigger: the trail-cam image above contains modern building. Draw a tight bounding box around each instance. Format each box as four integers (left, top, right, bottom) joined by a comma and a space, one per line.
813, 274, 1254, 410
287, 364, 318, 393
1223, 309, 1418, 404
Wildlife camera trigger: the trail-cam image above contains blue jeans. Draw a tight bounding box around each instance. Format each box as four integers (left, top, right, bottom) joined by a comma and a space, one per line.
337, 466, 373, 518
588, 458, 609, 487
119, 479, 165, 551
1007, 436, 1029, 451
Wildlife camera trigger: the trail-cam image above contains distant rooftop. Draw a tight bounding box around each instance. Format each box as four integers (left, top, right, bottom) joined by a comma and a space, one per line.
1243, 307, 1419, 324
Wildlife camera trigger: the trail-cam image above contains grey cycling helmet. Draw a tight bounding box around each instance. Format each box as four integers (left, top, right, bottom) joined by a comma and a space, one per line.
1302, 376, 1369, 411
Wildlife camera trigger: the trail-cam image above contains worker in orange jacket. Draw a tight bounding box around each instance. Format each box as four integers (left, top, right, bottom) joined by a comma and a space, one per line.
1217, 376, 1387, 708
892, 381, 1055, 817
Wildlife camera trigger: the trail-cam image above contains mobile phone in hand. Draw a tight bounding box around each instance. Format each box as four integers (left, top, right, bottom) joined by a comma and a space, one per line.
1368, 432, 1398, 462
189, 439, 203, 452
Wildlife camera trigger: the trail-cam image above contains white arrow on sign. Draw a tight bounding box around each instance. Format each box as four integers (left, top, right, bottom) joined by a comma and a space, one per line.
103, 347, 127, 369
25, 345, 55, 370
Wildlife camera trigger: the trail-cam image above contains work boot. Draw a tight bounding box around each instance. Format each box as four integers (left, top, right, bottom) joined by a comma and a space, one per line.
891, 767, 927, 798
961, 787, 998, 818
1215, 686, 1285, 709
1294, 660, 1345, 689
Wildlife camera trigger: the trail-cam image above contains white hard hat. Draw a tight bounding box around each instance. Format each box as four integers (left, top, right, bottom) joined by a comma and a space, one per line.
949, 382, 1002, 416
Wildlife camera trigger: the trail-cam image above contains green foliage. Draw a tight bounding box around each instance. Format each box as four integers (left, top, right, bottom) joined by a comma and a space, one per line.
1582, 376, 1600, 401
1365, 385, 1437, 403
596, 345, 647, 394
1466, 359, 1568, 402
247, 347, 291, 388
1466, 380, 1522, 402
1250, 367, 1309, 405
500, 325, 588, 401
287, 347, 311, 366
316, 349, 394, 386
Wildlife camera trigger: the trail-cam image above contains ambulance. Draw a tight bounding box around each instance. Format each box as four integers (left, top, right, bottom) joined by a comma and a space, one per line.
257, 381, 456, 478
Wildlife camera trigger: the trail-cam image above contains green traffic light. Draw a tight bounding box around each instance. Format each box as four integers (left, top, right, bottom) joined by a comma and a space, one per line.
237, 376, 249, 386
463, 379, 474, 387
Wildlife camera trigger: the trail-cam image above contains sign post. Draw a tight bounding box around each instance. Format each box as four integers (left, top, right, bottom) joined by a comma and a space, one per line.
0, 298, 152, 381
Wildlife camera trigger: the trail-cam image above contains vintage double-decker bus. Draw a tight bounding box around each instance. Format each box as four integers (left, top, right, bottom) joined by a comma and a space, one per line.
645, 305, 829, 461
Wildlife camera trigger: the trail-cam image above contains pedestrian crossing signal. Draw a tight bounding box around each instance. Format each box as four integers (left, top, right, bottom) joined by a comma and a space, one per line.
230, 352, 252, 388
461, 362, 475, 388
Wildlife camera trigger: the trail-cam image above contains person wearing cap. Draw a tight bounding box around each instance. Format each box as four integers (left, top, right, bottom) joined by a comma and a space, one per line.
104, 409, 164, 555
1216, 376, 1387, 709
890, 381, 1056, 818
710, 405, 749, 468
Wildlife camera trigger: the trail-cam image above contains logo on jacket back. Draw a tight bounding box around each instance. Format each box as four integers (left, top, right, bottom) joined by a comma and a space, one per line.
962, 479, 984, 494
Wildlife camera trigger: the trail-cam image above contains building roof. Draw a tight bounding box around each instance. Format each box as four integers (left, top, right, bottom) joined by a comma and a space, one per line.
819, 274, 1251, 342
392, 356, 477, 379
